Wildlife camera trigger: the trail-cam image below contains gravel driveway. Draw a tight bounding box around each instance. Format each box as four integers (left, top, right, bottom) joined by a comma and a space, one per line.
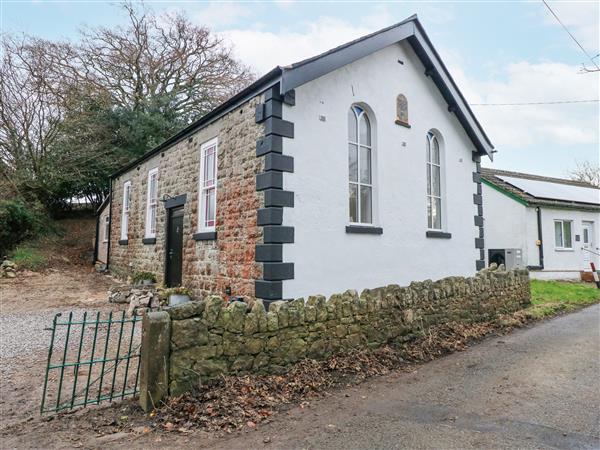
196, 304, 600, 450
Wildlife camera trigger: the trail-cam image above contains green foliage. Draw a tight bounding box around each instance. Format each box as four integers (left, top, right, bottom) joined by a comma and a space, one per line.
0, 200, 46, 257
132, 271, 157, 284
9, 245, 48, 271
159, 286, 193, 300
527, 280, 600, 318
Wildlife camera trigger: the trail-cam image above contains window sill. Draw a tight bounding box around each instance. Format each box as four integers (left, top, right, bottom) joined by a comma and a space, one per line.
346, 225, 383, 235
394, 119, 411, 128
118, 239, 128, 246
426, 230, 452, 239
142, 237, 156, 245
193, 231, 217, 241
554, 248, 574, 252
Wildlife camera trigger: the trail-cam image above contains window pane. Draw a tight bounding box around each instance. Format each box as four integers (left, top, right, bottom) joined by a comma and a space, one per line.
205, 188, 216, 227
204, 148, 216, 186
431, 136, 440, 164
150, 174, 157, 199
426, 135, 432, 163
360, 146, 371, 184
563, 221, 572, 248
348, 109, 357, 142
426, 164, 431, 195
432, 197, 441, 229
149, 205, 157, 234
349, 184, 358, 223
554, 222, 563, 247
432, 165, 441, 196
348, 144, 358, 182
583, 228, 589, 244
360, 185, 372, 224
427, 197, 433, 229
359, 114, 371, 146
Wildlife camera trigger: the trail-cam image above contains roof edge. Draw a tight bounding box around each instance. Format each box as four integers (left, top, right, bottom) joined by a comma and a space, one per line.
111, 67, 283, 179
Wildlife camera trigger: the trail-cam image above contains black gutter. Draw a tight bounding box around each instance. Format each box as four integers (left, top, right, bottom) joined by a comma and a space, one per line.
111, 67, 283, 179
527, 207, 544, 271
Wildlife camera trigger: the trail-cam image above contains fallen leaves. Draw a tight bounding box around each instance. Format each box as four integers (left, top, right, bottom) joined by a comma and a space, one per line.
152, 316, 531, 434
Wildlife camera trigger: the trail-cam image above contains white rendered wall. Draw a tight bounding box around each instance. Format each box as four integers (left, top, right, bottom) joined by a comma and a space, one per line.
482, 183, 529, 264
282, 41, 481, 299
536, 207, 600, 277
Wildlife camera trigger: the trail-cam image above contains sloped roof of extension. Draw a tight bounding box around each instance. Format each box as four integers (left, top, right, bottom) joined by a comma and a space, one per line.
481, 168, 600, 211
112, 15, 493, 178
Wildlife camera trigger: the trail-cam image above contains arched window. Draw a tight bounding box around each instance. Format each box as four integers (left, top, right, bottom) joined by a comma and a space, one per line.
426, 131, 442, 230
348, 105, 372, 224
395, 94, 409, 126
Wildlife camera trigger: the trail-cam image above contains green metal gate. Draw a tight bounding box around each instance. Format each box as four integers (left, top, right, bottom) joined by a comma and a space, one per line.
41, 311, 142, 414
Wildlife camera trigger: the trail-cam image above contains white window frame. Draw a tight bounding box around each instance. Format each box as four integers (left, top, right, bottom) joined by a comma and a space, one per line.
198, 137, 218, 232
120, 181, 131, 241
102, 215, 109, 243
554, 219, 573, 250
348, 105, 374, 225
426, 131, 443, 231
145, 168, 159, 238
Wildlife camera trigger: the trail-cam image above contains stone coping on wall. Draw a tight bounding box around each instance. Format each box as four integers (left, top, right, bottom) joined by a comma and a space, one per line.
151, 268, 530, 397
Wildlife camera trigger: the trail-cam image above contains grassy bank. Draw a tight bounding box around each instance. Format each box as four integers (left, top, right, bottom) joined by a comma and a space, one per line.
528, 280, 600, 318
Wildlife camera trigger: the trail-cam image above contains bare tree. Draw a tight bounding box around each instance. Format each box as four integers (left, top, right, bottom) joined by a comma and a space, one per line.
0, 2, 256, 211
0, 35, 68, 205
569, 161, 600, 187
45, 2, 255, 122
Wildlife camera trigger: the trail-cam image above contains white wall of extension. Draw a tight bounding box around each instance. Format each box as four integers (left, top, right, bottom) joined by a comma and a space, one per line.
533, 207, 600, 279
483, 183, 600, 280
281, 41, 481, 299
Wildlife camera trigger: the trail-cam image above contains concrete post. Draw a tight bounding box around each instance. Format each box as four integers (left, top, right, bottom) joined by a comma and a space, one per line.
139, 311, 171, 412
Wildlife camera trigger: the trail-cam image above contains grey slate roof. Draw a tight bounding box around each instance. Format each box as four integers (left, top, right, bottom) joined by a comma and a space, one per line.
112, 14, 493, 178
481, 168, 600, 211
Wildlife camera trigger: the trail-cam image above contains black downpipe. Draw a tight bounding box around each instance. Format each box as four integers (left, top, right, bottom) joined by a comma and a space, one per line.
106, 179, 113, 271
92, 213, 100, 265
527, 207, 544, 271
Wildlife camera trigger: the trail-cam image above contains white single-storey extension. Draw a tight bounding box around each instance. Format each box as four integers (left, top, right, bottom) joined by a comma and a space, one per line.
481, 168, 600, 280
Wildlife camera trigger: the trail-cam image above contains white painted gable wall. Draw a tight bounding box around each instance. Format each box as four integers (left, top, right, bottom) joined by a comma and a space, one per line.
282, 41, 480, 299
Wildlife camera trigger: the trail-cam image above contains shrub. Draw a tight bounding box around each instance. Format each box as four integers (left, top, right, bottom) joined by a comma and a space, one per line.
132, 271, 157, 285
9, 246, 48, 271
0, 200, 45, 257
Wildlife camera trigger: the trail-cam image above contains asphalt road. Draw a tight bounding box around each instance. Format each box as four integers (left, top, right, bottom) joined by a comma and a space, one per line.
204, 304, 600, 450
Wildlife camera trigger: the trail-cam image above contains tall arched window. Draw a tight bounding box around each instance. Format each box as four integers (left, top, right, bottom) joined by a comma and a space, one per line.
348, 105, 372, 224
426, 131, 442, 230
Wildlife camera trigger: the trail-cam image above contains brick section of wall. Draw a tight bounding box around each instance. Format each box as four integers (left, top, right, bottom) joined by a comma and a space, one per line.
165, 268, 530, 395
109, 96, 265, 299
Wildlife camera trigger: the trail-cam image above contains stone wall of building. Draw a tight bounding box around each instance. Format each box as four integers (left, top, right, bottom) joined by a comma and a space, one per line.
164, 268, 530, 395
109, 96, 264, 299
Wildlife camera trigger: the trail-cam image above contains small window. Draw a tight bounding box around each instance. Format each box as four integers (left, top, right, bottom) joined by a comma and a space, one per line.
199, 138, 218, 231
395, 94, 409, 126
348, 105, 373, 224
103, 215, 109, 243
554, 220, 572, 249
120, 181, 131, 241
145, 168, 159, 238
426, 131, 443, 230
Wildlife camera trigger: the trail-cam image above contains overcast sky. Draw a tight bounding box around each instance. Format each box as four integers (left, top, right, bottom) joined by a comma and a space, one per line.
2, 1, 599, 178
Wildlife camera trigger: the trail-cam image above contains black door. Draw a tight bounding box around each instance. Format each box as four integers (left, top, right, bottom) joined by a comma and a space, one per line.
165, 207, 184, 287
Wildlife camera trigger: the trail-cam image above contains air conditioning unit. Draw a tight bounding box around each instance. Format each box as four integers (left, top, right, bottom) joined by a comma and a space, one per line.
488, 248, 524, 270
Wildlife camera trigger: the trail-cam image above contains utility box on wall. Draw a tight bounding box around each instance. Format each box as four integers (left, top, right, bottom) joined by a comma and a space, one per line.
488, 248, 524, 270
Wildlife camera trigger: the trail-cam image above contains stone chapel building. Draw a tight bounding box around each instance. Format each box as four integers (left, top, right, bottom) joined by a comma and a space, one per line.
97, 15, 494, 304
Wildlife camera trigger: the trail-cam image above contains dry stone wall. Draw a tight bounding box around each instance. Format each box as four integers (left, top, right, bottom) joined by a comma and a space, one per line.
164, 268, 530, 395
